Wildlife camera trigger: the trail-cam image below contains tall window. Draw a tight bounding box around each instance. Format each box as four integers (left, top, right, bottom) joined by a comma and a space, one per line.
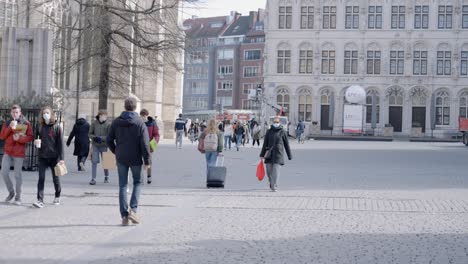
301, 6, 314, 29
277, 88, 290, 118
463, 6, 468, 29
390, 50, 404, 75
299, 50, 313, 74
277, 50, 291, 74
460, 91, 468, 118
413, 50, 428, 75
365, 90, 380, 124
462, 51, 468, 76
368, 6, 382, 29
391, 6, 405, 29
438, 5, 453, 29
323, 6, 336, 29
367, 51, 381, 74
414, 5, 429, 29
244, 50, 261, 60
345, 6, 359, 29
435, 91, 450, 125
321, 50, 335, 74
279, 6, 292, 29
243, 66, 259, 77
437, 51, 451, 75
298, 90, 312, 122
344, 50, 358, 74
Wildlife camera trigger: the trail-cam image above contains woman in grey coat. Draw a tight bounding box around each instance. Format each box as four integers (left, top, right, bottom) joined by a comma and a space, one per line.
259, 117, 292, 192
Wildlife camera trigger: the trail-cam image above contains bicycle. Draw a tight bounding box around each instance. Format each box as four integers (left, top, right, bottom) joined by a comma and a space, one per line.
299, 133, 306, 144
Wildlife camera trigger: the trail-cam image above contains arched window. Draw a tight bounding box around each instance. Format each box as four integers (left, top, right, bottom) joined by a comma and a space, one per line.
411, 87, 427, 106
365, 90, 380, 123
297, 88, 312, 121
459, 91, 468, 118
276, 88, 290, 118
435, 90, 450, 125
388, 87, 404, 106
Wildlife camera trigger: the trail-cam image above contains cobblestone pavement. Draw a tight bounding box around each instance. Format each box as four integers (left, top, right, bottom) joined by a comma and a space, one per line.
0, 140, 467, 264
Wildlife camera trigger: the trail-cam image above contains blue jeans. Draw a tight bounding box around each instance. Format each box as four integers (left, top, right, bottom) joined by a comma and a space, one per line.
117, 162, 142, 217
236, 134, 243, 148
224, 136, 232, 149
205, 152, 218, 176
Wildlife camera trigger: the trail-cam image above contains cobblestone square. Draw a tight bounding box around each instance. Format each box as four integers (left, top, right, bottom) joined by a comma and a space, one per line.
0, 140, 467, 263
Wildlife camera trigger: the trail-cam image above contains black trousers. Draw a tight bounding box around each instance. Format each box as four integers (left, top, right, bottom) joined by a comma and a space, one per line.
252, 139, 260, 146
37, 158, 61, 202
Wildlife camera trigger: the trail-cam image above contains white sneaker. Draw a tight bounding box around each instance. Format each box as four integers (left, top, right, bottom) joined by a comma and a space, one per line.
79, 162, 86, 171
14, 200, 22, 206
32, 201, 44, 208
53, 197, 60, 205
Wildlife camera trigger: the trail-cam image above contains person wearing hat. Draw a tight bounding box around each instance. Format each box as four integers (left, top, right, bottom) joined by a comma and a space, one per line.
88, 109, 111, 185
66, 113, 90, 172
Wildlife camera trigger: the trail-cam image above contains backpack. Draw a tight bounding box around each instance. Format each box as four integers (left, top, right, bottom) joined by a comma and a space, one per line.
203, 133, 218, 152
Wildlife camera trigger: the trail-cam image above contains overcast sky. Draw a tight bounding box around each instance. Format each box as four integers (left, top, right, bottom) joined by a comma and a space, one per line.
183, 0, 266, 19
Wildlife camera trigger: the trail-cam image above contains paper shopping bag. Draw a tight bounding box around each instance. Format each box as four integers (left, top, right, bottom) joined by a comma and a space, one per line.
102, 151, 117, 170
54, 163, 68, 177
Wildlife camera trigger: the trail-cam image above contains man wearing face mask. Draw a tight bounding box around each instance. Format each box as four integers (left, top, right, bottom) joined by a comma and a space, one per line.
0, 105, 34, 205
259, 116, 292, 192
88, 110, 111, 185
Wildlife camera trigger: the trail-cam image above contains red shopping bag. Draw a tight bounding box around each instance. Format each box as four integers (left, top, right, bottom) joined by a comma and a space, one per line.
256, 160, 265, 181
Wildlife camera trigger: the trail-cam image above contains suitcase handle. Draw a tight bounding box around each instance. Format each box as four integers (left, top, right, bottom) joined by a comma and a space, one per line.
216, 155, 224, 167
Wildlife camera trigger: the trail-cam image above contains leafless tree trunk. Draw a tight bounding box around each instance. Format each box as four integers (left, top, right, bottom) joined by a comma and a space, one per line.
34, 0, 195, 111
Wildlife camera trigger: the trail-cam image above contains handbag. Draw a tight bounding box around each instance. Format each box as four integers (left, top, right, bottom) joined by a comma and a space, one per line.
256, 160, 265, 181
54, 163, 68, 177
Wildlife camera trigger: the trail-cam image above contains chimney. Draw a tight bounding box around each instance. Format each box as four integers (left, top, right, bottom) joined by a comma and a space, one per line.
249, 11, 258, 28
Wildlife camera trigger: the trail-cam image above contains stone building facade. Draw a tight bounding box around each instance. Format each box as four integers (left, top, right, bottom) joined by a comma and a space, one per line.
264, 0, 468, 138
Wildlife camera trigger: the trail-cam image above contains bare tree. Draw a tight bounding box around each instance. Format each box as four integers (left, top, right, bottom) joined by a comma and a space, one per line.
34, 0, 196, 112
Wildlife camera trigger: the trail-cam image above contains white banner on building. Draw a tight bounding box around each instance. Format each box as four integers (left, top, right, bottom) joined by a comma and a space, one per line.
343, 104, 363, 134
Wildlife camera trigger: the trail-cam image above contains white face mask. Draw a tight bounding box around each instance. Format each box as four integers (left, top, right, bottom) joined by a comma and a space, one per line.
43, 113, 51, 121
100, 115, 107, 122
272, 123, 280, 128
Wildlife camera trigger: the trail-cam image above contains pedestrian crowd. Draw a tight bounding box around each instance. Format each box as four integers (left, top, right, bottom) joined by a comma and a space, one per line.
1, 99, 294, 225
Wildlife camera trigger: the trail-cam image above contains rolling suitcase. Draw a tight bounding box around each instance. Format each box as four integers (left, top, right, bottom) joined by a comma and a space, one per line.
207, 156, 226, 188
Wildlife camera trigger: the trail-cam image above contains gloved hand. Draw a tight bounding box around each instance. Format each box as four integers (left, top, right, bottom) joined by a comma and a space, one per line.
94, 137, 102, 144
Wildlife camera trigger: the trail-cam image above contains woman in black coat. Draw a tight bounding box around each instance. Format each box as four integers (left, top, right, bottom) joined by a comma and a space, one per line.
66, 116, 90, 171
260, 117, 292, 192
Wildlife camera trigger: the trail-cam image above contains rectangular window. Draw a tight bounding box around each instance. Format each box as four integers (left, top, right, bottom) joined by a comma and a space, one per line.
244, 50, 261, 60
391, 6, 405, 29
368, 6, 382, 29
243, 84, 253, 95
301, 6, 314, 29
345, 6, 359, 29
437, 51, 452, 75
217, 49, 234, 60
321, 50, 335, 74
463, 6, 468, 29
217, 81, 233, 90
438, 5, 453, 29
277, 50, 291, 73
344, 50, 358, 74
390, 50, 404, 75
462, 51, 468, 75
299, 50, 313, 74
414, 5, 429, 29
323, 6, 337, 29
413, 51, 428, 75
367, 51, 381, 74
217, 65, 233, 75
217, 96, 233, 107
244, 66, 259, 77
279, 6, 292, 29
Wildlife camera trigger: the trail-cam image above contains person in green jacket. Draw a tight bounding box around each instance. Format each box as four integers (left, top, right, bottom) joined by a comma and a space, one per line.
88, 110, 111, 185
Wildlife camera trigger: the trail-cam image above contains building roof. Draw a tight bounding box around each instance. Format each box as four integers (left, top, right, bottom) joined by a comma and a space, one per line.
246, 21, 265, 37
184, 16, 228, 39
221, 16, 251, 37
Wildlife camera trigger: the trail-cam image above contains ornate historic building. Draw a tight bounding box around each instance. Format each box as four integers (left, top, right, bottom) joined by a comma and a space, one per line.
264, 0, 468, 138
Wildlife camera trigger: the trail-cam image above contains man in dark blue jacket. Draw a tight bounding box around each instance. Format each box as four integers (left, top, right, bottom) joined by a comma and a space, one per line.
107, 97, 151, 226
174, 114, 186, 149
